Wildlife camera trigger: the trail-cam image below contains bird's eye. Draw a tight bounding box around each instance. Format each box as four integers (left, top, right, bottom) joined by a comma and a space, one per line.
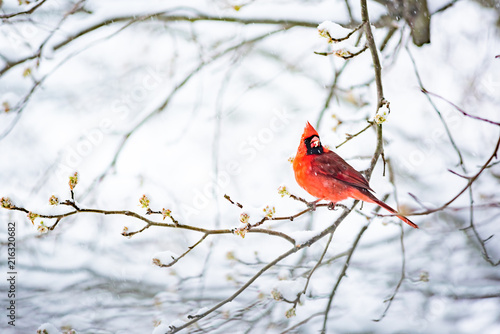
311, 137, 321, 148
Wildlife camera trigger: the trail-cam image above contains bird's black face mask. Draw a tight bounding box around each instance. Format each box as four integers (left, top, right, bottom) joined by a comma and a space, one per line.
305, 135, 324, 155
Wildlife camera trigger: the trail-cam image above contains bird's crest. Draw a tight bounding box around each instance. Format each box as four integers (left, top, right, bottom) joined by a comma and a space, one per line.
301, 121, 319, 141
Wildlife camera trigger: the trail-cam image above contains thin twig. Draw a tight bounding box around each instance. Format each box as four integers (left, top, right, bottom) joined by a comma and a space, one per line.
404, 47, 500, 267
314, 44, 368, 58
168, 205, 354, 333
336, 122, 373, 148
433, 0, 459, 14
280, 312, 325, 334
81, 29, 291, 199
156, 234, 209, 268
361, 1, 384, 104
8, 203, 296, 244
373, 223, 406, 321
301, 232, 334, 296
51, 10, 321, 52
344, 0, 355, 23
321, 222, 368, 333
422, 88, 500, 126
315, 44, 356, 128
406, 46, 466, 168
379, 26, 398, 52
0, 0, 48, 19
0, 5, 410, 78
287, 232, 336, 312
412, 133, 500, 217
224, 194, 243, 209
360, 0, 386, 180
410, 132, 500, 266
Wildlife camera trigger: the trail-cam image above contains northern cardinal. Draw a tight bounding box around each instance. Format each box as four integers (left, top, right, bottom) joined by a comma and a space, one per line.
293, 122, 418, 229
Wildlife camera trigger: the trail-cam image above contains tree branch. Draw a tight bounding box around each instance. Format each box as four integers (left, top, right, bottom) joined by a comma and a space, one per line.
373, 223, 406, 321
168, 205, 354, 333
360, 0, 386, 180
0, 0, 48, 19
422, 88, 500, 126
321, 221, 368, 333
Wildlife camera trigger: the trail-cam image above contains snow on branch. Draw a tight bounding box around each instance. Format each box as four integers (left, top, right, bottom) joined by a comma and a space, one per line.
315, 21, 368, 59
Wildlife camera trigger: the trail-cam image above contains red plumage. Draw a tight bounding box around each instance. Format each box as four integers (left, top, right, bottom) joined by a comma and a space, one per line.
293, 122, 418, 229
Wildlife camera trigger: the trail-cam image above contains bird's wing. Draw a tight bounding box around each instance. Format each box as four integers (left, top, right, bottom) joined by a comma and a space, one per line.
311, 151, 373, 192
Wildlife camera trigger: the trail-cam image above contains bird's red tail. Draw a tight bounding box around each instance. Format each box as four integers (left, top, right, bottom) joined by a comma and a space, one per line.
362, 193, 418, 229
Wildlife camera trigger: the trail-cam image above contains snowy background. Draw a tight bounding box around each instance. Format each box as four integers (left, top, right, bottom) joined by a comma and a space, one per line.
1, 0, 500, 333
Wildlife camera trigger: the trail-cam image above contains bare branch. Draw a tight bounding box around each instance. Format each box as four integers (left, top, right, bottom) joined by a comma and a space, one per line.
155, 234, 209, 268
314, 44, 368, 58
336, 121, 373, 149
224, 194, 243, 209
280, 312, 325, 334
295, 231, 335, 308
422, 88, 500, 126
7, 202, 297, 244
412, 133, 500, 217
169, 205, 354, 333
360, 0, 387, 180
0, 0, 48, 19
321, 221, 368, 333
373, 223, 406, 321
81, 28, 291, 199
406, 46, 466, 168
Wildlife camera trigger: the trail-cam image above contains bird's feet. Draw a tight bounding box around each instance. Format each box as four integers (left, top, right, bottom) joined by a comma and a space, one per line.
327, 202, 338, 210
307, 199, 321, 211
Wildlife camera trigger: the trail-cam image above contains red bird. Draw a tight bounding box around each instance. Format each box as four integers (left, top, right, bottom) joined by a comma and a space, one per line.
293, 122, 418, 229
